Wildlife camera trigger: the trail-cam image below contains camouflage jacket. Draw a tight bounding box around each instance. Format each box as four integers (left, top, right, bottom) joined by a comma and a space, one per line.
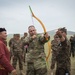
9, 38, 14, 47
51, 40, 60, 69
10, 39, 23, 56
23, 34, 50, 69
21, 36, 25, 41
51, 39, 71, 70
57, 39, 71, 70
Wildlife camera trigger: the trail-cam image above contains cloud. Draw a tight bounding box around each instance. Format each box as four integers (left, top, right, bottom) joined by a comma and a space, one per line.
0, 0, 75, 34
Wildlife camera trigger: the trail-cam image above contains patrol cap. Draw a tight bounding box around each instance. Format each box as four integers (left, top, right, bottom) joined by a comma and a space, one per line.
24, 32, 28, 35
14, 34, 20, 37
0, 28, 6, 32
58, 27, 67, 34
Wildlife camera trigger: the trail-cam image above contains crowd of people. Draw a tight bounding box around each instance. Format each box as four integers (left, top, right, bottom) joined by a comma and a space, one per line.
0, 26, 75, 75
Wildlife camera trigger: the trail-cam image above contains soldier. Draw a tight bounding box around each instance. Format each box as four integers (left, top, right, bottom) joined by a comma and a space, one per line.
9, 34, 16, 59
69, 36, 75, 57
50, 34, 60, 70
21, 32, 28, 64
54, 27, 71, 75
9, 34, 16, 47
0, 28, 17, 75
72, 34, 75, 57
23, 25, 50, 75
10, 34, 24, 75
21, 32, 28, 41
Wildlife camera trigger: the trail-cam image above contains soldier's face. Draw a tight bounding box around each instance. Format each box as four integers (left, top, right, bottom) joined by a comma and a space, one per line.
24, 33, 27, 37
28, 27, 36, 36
16, 36, 20, 40
0, 31, 7, 40
60, 31, 66, 37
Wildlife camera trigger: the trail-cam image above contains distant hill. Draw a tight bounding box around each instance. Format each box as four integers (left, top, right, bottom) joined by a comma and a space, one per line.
48, 30, 75, 36
47, 30, 75, 40
67, 31, 75, 35
7, 34, 23, 39
7, 30, 75, 39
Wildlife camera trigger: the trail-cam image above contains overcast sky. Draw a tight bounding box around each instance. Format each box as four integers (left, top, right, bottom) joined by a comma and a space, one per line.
0, 0, 75, 34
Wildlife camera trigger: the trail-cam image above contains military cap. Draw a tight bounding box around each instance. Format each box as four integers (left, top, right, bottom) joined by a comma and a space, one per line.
58, 27, 67, 34
15, 34, 20, 37
24, 32, 27, 35
0, 28, 6, 32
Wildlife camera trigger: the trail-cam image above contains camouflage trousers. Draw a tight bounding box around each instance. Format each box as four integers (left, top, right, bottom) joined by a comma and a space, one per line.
55, 68, 71, 75
12, 53, 23, 70
26, 62, 47, 75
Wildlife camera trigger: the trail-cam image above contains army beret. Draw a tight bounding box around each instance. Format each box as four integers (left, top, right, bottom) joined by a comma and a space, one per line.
0, 28, 6, 32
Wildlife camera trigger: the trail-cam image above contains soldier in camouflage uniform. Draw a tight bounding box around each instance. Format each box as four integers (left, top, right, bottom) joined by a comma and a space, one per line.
21, 32, 28, 64
9, 34, 16, 47
51, 27, 71, 75
21, 32, 28, 41
9, 34, 16, 59
69, 36, 75, 57
50, 34, 60, 70
10, 34, 24, 75
23, 25, 50, 75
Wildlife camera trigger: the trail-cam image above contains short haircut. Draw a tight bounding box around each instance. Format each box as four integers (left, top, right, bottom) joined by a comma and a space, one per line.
28, 25, 35, 30
0, 28, 6, 32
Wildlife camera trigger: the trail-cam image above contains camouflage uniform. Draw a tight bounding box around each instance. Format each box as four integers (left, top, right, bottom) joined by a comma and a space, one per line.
9, 38, 15, 59
9, 34, 17, 47
51, 27, 71, 75
9, 38, 14, 47
70, 36, 75, 57
51, 39, 60, 69
54, 39, 71, 75
21, 33, 28, 64
21, 32, 28, 41
23, 34, 50, 75
9, 34, 17, 60
10, 37, 23, 70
